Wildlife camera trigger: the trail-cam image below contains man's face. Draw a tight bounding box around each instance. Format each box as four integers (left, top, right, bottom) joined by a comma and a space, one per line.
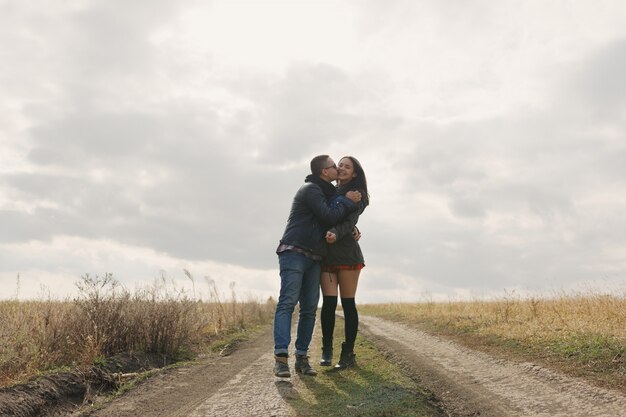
323, 158, 338, 181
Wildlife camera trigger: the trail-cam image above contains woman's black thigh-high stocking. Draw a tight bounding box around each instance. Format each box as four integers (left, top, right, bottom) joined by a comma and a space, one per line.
320, 295, 338, 352
341, 297, 358, 352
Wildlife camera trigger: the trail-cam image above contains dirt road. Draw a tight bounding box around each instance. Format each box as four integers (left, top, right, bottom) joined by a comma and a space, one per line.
78, 317, 626, 416
360, 315, 626, 417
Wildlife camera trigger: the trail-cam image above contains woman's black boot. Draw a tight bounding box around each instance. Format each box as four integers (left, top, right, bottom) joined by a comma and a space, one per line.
320, 338, 333, 366
334, 342, 356, 369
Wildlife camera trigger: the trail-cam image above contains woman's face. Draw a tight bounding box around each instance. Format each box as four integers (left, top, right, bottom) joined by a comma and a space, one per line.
337, 157, 357, 183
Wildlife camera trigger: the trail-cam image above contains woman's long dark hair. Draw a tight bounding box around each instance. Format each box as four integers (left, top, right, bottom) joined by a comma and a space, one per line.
338, 156, 369, 208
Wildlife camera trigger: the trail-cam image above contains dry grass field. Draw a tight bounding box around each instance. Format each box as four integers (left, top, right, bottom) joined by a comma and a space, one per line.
361, 290, 626, 392
0, 273, 275, 388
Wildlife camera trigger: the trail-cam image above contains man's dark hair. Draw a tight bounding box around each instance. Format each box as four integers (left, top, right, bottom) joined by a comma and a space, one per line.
310, 155, 330, 176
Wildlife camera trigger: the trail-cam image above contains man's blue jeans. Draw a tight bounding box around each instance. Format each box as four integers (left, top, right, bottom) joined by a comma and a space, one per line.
274, 251, 321, 356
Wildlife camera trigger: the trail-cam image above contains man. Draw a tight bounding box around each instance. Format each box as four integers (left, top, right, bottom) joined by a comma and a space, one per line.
273, 155, 361, 378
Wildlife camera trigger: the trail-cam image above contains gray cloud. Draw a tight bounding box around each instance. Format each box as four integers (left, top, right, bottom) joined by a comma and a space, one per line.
569, 39, 626, 119
255, 62, 367, 161
12, 103, 289, 267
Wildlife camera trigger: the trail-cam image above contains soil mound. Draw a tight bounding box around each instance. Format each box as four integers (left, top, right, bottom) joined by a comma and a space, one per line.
0, 353, 170, 417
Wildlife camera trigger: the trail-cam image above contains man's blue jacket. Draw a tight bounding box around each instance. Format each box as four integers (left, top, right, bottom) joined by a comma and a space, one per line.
278, 175, 357, 257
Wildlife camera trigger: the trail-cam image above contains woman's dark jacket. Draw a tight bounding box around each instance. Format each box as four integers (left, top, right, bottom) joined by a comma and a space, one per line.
278, 175, 358, 257
323, 183, 367, 266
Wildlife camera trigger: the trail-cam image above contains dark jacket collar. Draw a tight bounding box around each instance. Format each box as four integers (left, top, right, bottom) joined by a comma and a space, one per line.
305, 174, 337, 199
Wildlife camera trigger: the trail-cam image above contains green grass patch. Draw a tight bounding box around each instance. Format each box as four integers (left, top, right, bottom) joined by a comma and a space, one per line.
539, 333, 626, 380
550, 334, 624, 360
283, 320, 444, 417
209, 324, 266, 354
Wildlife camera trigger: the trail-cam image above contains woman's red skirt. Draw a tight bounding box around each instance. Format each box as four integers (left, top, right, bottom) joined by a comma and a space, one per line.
321, 263, 365, 273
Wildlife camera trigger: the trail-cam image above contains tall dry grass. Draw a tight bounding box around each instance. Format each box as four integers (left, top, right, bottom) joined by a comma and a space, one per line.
0, 273, 275, 388
363, 291, 625, 341
361, 290, 626, 389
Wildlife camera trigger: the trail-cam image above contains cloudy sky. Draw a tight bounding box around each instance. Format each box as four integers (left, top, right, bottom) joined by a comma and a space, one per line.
1, 0, 625, 302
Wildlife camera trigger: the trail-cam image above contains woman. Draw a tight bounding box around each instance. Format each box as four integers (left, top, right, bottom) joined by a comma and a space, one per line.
319, 156, 369, 369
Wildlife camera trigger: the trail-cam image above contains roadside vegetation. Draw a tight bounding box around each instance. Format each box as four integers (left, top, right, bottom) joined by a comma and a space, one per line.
0, 273, 275, 388
360, 290, 626, 392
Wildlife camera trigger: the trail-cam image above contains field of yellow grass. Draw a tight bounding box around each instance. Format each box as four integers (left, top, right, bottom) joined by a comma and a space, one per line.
361, 291, 626, 392
0, 274, 275, 388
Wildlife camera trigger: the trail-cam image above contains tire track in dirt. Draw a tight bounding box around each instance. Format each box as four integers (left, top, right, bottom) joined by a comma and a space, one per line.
188, 351, 295, 416
360, 315, 626, 417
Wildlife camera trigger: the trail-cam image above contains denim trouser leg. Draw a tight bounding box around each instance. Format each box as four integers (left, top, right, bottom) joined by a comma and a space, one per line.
273, 251, 320, 356
294, 260, 320, 356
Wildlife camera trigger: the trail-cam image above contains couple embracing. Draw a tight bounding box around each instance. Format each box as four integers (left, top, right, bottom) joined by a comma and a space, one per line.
273, 154, 369, 378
